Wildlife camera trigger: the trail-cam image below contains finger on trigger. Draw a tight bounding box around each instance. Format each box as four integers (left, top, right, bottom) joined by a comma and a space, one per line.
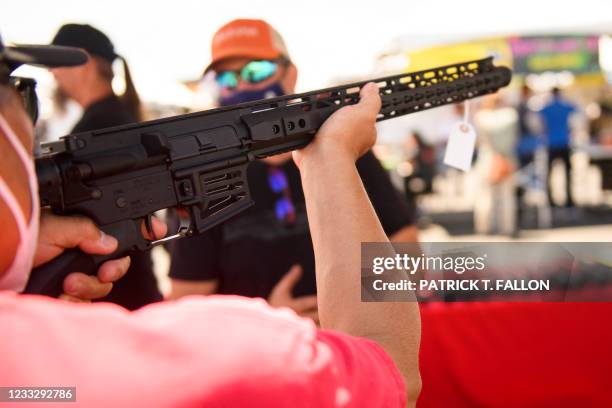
97, 256, 131, 283
140, 216, 168, 240
63, 272, 113, 300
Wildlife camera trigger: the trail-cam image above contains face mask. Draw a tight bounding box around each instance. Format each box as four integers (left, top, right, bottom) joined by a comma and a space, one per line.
0, 113, 39, 292
219, 82, 285, 107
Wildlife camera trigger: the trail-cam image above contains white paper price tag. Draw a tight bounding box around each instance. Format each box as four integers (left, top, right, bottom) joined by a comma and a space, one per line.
443, 122, 476, 171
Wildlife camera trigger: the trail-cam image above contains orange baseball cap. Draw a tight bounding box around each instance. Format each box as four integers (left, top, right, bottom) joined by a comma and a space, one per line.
204, 19, 290, 73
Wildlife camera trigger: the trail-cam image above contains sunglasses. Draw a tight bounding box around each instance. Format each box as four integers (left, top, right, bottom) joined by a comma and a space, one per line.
8, 76, 39, 125
215, 60, 282, 90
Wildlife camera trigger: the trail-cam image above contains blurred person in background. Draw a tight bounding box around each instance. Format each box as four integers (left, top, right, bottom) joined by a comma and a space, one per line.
474, 94, 519, 236
589, 86, 612, 191
50, 24, 143, 129
517, 84, 541, 169
540, 87, 577, 209
167, 19, 418, 320
435, 103, 468, 201
590, 85, 612, 146
0, 34, 421, 405
402, 130, 436, 208
42, 23, 160, 309
516, 84, 543, 222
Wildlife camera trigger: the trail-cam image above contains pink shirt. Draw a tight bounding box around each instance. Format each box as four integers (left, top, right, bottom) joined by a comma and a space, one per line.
0, 292, 405, 407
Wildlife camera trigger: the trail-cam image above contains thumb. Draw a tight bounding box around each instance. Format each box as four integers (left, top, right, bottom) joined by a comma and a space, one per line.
271, 265, 303, 297
356, 82, 382, 117
46, 215, 118, 255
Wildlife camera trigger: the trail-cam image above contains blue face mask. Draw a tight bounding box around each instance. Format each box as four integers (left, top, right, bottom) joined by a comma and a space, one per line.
219, 82, 285, 106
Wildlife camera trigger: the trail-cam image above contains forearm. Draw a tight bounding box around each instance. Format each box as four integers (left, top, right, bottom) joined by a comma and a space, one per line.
299, 144, 421, 390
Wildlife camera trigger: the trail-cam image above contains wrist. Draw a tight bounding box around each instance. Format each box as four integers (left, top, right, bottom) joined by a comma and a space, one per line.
298, 140, 356, 172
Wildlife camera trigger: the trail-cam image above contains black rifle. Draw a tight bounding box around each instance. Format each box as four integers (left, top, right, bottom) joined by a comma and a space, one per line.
25, 57, 511, 296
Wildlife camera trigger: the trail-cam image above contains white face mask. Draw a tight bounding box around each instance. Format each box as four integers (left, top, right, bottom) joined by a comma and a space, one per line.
0, 113, 39, 292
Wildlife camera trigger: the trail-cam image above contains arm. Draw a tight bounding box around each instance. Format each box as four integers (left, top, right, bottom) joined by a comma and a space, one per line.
294, 83, 421, 404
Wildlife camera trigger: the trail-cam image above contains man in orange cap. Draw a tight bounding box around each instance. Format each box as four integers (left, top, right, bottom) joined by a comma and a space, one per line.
205, 19, 295, 107
168, 19, 419, 321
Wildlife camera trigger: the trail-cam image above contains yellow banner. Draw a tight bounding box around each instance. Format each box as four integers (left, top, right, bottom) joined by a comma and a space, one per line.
403, 38, 513, 72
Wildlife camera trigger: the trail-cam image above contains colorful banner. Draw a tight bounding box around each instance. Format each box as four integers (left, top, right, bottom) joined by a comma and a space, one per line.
403, 35, 602, 75
403, 38, 512, 72
509, 35, 600, 74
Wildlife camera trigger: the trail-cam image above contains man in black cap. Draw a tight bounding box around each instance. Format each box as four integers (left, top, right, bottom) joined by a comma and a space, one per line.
42, 24, 161, 309
0, 33, 142, 302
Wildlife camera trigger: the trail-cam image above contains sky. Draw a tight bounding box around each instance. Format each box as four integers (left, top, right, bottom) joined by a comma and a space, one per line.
2, 0, 611, 109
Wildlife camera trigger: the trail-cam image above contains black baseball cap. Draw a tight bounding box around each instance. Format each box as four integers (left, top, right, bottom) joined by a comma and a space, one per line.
0, 32, 88, 74
51, 24, 117, 63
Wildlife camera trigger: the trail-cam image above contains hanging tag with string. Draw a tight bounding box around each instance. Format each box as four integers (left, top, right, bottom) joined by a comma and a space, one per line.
443, 100, 477, 171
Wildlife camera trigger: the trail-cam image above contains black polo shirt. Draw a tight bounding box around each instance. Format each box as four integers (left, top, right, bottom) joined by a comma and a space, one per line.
168, 151, 414, 298
73, 95, 162, 309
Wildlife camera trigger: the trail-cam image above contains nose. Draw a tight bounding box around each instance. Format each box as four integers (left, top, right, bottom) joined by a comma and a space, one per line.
235, 78, 251, 92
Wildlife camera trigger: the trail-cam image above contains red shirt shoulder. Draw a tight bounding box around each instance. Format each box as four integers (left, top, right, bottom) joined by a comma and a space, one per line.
0, 292, 405, 407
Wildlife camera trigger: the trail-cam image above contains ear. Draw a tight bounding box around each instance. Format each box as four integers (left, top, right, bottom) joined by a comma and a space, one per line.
83, 57, 99, 79
281, 63, 298, 94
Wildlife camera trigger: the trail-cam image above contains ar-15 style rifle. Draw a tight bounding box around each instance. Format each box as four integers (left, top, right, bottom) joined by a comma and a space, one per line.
25, 57, 511, 296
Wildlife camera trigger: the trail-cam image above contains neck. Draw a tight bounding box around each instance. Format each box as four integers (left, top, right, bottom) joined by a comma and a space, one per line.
75, 79, 114, 109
